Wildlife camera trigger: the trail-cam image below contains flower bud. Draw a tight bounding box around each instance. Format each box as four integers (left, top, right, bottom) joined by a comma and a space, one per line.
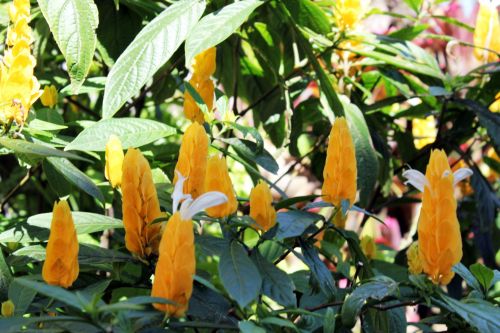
40, 85, 58, 108
42, 200, 79, 288
104, 135, 124, 188
249, 181, 276, 232
204, 155, 237, 218
1, 300, 15, 317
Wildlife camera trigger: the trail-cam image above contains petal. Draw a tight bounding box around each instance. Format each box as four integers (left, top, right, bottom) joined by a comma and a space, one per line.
172, 170, 191, 213
453, 168, 473, 186
181, 191, 228, 221
402, 169, 428, 192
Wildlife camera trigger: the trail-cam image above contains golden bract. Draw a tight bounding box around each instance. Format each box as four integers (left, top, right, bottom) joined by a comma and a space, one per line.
204, 155, 238, 218
151, 212, 195, 317
40, 85, 58, 108
42, 200, 79, 288
474, 1, 500, 62
105, 135, 124, 188
406, 241, 423, 275
174, 122, 209, 199
249, 181, 276, 232
121, 148, 163, 257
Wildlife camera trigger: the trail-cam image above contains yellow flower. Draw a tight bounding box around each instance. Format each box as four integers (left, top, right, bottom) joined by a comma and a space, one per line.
104, 135, 124, 188
249, 181, 276, 232
152, 173, 227, 317
403, 150, 472, 285
1, 300, 15, 317
490, 92, 500, 112
322, 117, 357, 210
40, 85, 58, 108
0, 0, 41, 126
334, 0, 370, 31
191, 47, 216, 81
42, 200, 79, 288
173, 122, 209, 199
204, 155, 238, 218
474, 0, 500, 62
121, 148, 163, 257
406, 241, 423, 275
412, 116, 437, 149
360, 235, 376, 260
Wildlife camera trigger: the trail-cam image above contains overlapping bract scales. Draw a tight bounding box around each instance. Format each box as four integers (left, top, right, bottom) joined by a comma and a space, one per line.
474, 1, 500, 62
151, 212, 195, 317
173, 122, 209, 199
249, 181, 276, 232
42, 200, 79, 288
204, 155, 238, 218
0, 0, 41, 125
105, 135, 124, 188
418, 150, 462, 285
121, 148, 162, 257
407, 241, 423, 275
184, 47, 216, 123
322, 117, 357, 209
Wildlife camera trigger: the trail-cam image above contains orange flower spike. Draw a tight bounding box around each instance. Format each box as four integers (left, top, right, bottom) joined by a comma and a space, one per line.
152, 172, 227, 317
204, 155, 238, 218
174, 122, 209, 199
474, 0, 500, 62
249, 181, 276, 232
183, 77, 215, 123
322, 117, 357, 209
42, 200, 79, 288
406, 241, 423, 275
403, 149, 473, 285
105, 135, 124, 188
192, 47, 216, 80
121, 148, 162, 257
360, 235, 376, 260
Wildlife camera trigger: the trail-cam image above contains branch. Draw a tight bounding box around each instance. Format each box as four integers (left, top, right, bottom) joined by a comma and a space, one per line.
0, 164, 40, 213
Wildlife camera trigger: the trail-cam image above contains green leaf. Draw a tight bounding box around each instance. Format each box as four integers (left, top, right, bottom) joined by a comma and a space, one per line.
65, 118, 176, 151
37, 0, 98, 93
388, 24, 428, 41
341, 276, 398, 328
299, 240, 336, 298
438, 295, 500, 333
102, 0, 206, 118
223, 138, 278, 174
251, 252, 296, 307
60, 77, 106, 96
185, 0, 263, 65
240, 321, 266, 333
0, 248, 12, 299
324, 307, 336, 333
260, 317, 298, 331
8, 279, 37, 316
403, 0, 423, 13
452, 263, 482, 293
218, 242, 262, 308
46, 157, 104, 203
284, 0, 330, 35
14, 278, 85, 309
0, 212, 122, 243
275, 211, 322, 240
0, 137, 88, 161
470, 263, 494, 292
341, 96, 379, 207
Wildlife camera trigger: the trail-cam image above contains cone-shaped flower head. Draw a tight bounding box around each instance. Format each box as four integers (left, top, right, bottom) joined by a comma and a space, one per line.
406, 241, 423, 275
0, 0, 42, 125
413, 116, 437, 149
105, 135, 124, 188
152, 172, 227, 317
474, 0, 500, 62
403, 149, 472, 285
42, 200, 79, 288
183, 47, 216, 123
249, 180, 276, 232
334, 0, 370, 31
40, 85, 58, 108
322, 117, 357, 209
204, 155, 238, 218
173, 122, 209, 199
360, 235, 376, 260
121, 148, 162, 257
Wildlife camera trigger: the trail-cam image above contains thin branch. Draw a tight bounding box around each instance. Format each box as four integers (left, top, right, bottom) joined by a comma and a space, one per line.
64, 97, 100, 119
1, 164, 40, 212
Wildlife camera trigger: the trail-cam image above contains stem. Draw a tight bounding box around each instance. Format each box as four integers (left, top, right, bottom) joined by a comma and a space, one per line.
0, 164, 40, 212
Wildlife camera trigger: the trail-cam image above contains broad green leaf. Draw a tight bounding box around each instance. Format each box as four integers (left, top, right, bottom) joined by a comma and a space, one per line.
285, 0, 330, 35
299, 240, 336, 298
223, 138, 278, 174
14, 278, 85, 309
0, 212, 122, 243
219, 242, 262, 308
8, 279, 37, 316
342, 96, 379, 207
453, 263, 483, 292
341, 276, 398, 328
65, 118, 176, 151
275, 211, 322, 240
37, 0, 98, 93
185, 0, 263, 65
252, 252, 296, 307
240, 321, 266, 333
389, 24, 428, 41
470, 263, 494, 292
0, 137, 88, 161
403, 0, 423, 13
260, 317, 298, 331
102, 0, 206, 118
46, 157, 104, 203
324, 308, 336, 333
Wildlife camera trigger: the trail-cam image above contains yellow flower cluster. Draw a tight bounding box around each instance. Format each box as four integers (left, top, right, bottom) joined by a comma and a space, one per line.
249, 180, 276, 232
474, 0, 500, 63
42, 200, 79, 288
0, 0, 42, 126
184, 48, 216, 123
334, 0, 370, 31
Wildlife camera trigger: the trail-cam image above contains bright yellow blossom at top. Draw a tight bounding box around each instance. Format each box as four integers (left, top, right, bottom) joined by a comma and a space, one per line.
0, 0, 42, 126
474, 0, 500, 62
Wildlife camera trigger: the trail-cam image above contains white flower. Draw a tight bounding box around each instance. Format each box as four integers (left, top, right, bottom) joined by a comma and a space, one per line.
172, 171, 228, 220
402, 166, 473, 193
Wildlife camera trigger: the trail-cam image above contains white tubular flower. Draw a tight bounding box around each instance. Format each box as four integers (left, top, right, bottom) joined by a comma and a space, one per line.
172, 170, 228, 220
402, 166, 473, 192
